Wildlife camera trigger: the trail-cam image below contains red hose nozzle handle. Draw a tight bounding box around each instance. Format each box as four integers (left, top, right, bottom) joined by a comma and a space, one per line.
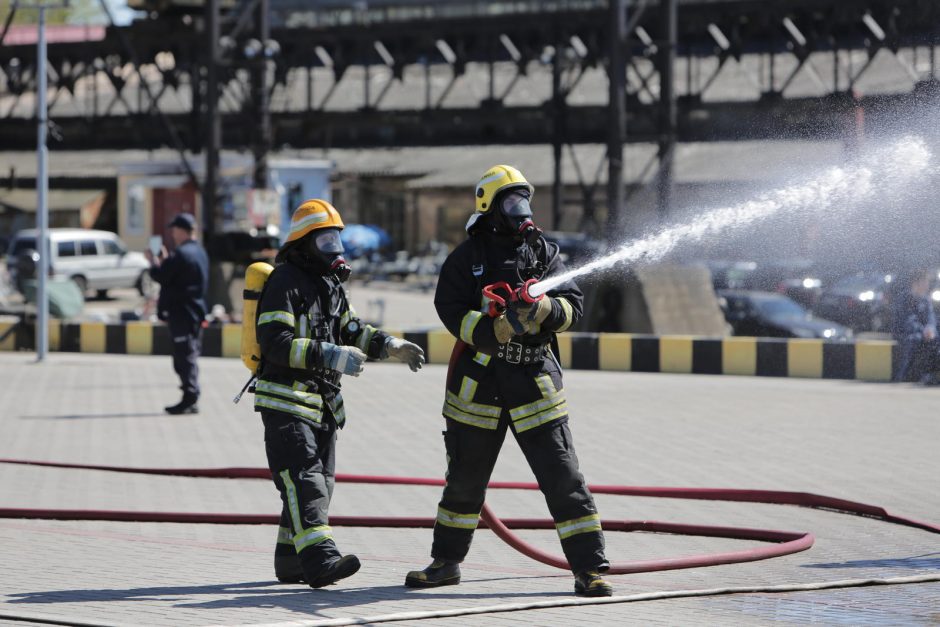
482, 281, 514, 317
483, 280, 543, 318
517, 279, 543, 304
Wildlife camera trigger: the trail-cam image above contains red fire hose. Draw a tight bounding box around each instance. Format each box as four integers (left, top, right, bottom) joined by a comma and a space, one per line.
3, 459, 940, 575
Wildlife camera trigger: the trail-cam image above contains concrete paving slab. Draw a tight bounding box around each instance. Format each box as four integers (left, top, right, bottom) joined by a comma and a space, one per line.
1, 352, 939, 626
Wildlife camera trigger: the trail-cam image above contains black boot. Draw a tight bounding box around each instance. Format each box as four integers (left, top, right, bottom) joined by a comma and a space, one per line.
308, 554, 361, 589
574, 570, 613, 597
274, 554, 305, 584
404, 559, 461, 588
165, 392, 199, 415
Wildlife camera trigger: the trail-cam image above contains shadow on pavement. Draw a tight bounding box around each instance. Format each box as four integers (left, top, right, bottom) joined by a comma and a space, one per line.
7, 580, 570, 617
803, 553, 940, 570
19, 412, 169, 420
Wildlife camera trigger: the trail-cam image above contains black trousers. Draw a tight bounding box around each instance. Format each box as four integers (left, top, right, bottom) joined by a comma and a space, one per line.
170, 321, 202, 397
262, 411, 341, 579
894, 336, 940, 382
431, 416, 607, 574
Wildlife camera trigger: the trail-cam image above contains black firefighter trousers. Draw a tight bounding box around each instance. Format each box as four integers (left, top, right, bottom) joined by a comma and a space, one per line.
262, 411, 342, 581
431, 416, 608, 574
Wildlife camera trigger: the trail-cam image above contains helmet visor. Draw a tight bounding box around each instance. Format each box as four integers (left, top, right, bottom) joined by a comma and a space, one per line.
314, 229, 345, 254
499, 191, 532, 218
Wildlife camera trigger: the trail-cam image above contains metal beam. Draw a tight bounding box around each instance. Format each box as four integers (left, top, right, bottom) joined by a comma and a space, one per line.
657, 0, 677, 221
606, 0, 627, 240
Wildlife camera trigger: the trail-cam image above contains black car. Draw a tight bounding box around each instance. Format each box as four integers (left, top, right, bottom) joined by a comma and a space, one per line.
702, 259, 828, 308
812, 272, 894, 333
719, 290, 852, 340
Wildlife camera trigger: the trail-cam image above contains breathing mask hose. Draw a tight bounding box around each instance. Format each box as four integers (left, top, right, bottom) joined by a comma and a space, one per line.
330, 256, 352, 282
518, 219, 542, 248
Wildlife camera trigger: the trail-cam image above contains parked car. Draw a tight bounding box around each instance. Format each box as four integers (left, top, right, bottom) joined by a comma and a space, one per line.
811, 271, 894, 333
719, 290, 852, 340
701, 259, 827, 309
6, 229, 152, 299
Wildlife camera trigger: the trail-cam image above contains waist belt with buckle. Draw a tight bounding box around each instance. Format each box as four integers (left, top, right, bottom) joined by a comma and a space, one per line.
495, 341, 548, 365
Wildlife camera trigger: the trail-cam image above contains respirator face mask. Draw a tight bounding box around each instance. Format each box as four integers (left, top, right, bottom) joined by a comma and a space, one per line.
307, 229, 351, 282
498, 190, 542, 246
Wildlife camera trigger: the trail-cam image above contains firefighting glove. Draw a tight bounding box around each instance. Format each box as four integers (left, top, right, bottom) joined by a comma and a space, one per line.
527, 297, 553, 324
493, 313, 517, 344
320, 343, 367, 376
383, 337, 426, 372
511, 297, 553, 334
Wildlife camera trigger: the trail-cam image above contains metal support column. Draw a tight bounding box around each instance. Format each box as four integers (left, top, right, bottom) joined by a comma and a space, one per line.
657, 0, 677, 221
605, 0, 627, 243
35, 5, 50, 360
203, 0, 221, 240
551, 43, 563, 230
252, 0, 272, 189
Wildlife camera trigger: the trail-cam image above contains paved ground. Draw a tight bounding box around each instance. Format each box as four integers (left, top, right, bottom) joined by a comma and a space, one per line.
1, 352, 939, 626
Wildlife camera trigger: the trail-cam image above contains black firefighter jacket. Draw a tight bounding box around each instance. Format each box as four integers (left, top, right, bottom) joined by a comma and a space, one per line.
254, 261, 388, 429
435, 233, 584, 434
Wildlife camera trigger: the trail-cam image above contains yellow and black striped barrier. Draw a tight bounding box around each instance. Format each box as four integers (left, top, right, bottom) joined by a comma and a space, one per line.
0, 320, 895, 382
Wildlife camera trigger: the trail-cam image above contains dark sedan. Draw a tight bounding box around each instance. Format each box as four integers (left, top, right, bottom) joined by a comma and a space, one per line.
719, 290, 852, 340
812, 272, 894, 333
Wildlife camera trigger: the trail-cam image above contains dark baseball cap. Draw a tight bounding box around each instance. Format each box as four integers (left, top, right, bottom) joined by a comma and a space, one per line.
168, 213, 196, 231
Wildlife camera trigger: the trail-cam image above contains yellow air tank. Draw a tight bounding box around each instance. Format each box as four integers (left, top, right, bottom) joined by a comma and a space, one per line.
240, 261, 274, 372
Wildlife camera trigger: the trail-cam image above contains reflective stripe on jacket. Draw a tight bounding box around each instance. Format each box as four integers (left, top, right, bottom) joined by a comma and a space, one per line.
254, 261, 386, 428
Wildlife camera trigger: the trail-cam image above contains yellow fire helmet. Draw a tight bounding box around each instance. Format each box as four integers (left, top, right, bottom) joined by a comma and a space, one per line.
284, 198, 345, 244
466, 164, 534, 233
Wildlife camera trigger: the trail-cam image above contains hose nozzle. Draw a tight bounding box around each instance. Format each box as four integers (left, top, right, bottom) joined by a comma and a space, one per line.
518, 278, 543, 303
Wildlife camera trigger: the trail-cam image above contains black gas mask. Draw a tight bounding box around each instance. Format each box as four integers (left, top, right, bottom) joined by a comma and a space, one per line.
493, 189, 542, 247
305, 228, 351, 282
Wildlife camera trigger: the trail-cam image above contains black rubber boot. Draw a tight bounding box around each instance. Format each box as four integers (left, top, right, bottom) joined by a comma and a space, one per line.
274, 554, 305, 584
404, 559, 461, 588
308, 554, 361, 589
574, 570, 613, 597
165, 393, 199, 415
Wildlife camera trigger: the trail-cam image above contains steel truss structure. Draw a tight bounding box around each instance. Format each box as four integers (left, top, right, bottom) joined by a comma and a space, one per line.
1, 0, 939, 229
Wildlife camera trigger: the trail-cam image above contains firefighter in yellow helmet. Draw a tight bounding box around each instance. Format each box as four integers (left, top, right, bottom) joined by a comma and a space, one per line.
405, 166, 612, 596
255, 199, 425, 588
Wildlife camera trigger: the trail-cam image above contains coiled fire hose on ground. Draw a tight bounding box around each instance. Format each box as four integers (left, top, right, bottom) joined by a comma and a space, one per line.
2, 458, 939, 625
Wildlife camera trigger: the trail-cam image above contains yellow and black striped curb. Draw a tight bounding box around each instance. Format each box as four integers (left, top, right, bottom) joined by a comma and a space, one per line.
0, 320, 895, 381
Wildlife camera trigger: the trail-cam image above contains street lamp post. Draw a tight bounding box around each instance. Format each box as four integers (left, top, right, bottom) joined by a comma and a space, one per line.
22, 0, 68, 362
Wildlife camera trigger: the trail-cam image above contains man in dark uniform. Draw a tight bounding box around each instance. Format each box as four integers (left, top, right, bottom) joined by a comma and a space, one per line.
255, 199, 425, 588
891, 269, 940, 383
148, 212, 209, 415
405, 165, 612, 596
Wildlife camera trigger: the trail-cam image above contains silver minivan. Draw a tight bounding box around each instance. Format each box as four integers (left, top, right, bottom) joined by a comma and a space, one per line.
7, 229, 152, 299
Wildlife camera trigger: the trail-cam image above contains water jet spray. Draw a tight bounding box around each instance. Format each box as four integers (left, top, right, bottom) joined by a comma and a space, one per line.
529, 136, 932, 298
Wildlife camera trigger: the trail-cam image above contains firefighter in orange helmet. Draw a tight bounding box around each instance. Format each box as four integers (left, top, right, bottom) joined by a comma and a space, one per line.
255, 199, 424, 588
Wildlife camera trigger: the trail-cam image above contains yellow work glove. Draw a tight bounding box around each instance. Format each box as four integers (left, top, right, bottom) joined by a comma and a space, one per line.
513, 297, 553, 334
528, 297, 553, 324
493, 314, 516, 344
